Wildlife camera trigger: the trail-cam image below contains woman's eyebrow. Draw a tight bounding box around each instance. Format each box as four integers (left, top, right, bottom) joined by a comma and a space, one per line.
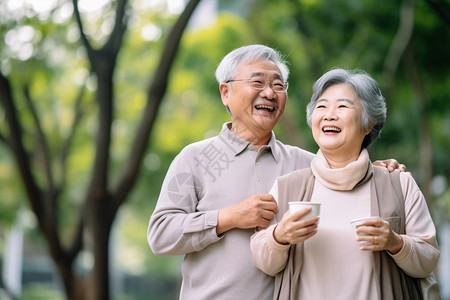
316, 98, 355, 105
337, 98, 355, 104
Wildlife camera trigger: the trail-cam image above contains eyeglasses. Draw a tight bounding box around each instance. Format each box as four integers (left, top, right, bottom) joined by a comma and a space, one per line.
226, 78, 289, 93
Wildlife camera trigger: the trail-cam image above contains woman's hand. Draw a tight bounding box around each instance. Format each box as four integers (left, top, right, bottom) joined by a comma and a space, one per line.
273, 207, 320, 245
356, 218, 404, 254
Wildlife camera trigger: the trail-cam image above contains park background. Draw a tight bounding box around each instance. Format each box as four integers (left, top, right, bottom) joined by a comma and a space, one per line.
0, 0, 449, 299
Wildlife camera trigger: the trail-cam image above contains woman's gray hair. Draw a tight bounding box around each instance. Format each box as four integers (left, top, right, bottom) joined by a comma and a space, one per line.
215, 44, 289, 83
306, 68, 386, 149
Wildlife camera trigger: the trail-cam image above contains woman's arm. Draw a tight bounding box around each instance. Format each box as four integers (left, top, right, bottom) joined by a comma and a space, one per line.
250, 224, 291, 276
389, 172, 440, 278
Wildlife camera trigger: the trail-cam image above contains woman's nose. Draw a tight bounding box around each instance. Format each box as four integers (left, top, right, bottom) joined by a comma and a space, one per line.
323, 107, 337, 120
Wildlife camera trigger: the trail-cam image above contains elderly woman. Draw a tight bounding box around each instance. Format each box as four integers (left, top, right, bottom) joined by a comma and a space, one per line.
250, 69, 440, 299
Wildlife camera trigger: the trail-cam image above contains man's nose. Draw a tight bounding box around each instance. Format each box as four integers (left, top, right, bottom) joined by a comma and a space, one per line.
259, 84, 276, 99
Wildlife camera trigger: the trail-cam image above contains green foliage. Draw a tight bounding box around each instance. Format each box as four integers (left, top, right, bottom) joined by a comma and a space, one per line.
1, 0, 449, 297
20, 284, 64, 300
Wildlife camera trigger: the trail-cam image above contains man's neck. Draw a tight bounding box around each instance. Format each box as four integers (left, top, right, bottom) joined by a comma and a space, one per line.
228, 123, 272, 149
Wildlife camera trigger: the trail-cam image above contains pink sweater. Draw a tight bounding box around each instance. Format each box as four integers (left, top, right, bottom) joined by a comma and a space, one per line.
250, 150, 439, 299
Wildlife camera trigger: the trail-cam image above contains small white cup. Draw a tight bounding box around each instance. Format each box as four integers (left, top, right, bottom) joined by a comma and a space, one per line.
350, 216, 379, 244
288, 202, 321, 220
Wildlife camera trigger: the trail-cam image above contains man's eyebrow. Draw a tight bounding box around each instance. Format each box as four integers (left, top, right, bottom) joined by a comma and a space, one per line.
248, 72, 283, 80
248, 72, 264, 78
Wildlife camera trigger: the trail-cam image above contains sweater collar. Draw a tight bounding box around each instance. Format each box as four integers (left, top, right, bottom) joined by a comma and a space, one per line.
219, 122, 279, 162
311, 148, 373, 191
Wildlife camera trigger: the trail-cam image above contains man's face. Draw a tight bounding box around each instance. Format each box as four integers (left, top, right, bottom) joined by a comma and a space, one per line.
219, 60, 287, 140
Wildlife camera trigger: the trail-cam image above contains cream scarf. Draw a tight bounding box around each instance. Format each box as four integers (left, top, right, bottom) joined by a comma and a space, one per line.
311, 148, 373, 191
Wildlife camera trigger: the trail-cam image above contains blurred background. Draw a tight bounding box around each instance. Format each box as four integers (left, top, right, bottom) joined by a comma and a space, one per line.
0, 0, 449, 299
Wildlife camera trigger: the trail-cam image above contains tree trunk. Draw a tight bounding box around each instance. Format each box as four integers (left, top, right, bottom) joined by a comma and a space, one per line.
0, 0, 202, 299
405, 44, 433, 210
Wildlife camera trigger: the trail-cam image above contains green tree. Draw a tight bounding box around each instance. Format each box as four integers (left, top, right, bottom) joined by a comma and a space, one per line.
113, 1, 450, 296
245, 0, 450, 214
0, 0, 201, 299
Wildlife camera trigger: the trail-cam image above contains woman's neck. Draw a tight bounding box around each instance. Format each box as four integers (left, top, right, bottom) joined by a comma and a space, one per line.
321, 149, 361, 169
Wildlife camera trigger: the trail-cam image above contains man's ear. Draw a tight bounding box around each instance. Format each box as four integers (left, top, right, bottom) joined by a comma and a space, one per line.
219, 82, 230, 106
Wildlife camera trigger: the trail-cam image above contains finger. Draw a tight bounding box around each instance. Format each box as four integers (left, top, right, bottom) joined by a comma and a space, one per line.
356, 236, 377, 246
374, 160, 387, 167
357, 225, 384, 237
260, 210, 275, 221
399, 164, 407, 172
360, 217, 383, 227
290, 207, 312, 221
386, 159, 398, 171
291, 228, 318, 244
289, 217, 320, 235
259, 201, 278, 214
258, 194, 276, 202
256, 219, 271, 229
358, 237, 385, 251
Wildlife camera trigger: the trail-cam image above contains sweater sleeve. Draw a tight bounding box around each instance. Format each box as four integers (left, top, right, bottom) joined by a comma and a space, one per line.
250, 224, 291, 276
388, 172, 440, 278
147, 150, 222, 256
250, 180, 291, 275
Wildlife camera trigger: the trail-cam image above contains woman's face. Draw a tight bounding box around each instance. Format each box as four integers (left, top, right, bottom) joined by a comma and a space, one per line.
311, 84, 370, 159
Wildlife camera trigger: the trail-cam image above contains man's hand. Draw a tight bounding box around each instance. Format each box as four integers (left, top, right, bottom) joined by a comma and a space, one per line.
217, 194, 278, 235
373, 159, 406, 172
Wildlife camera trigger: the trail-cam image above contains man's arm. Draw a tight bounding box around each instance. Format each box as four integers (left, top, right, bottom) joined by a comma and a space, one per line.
147, 153, 221, 256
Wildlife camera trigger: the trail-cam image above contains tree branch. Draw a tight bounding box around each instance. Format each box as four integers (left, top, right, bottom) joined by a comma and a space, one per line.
56, 81, 86, 263
111, 0, 202, 210
59, 78, 87, 189
83, 1, 131, 203
0, 71, 66, 267
72, 0, 94, 59
382, 0, 415, 99
425, 0, 450, 26
0, 72, 43, 216
104, 0, 129, 54
404, 44, 433, 209
23, 85, 55, 195
0, 131, 6, 144
67, 213, 85, 263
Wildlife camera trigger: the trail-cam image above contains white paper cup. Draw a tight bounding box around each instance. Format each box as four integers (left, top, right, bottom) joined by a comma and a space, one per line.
288, 202, 321, 220
350, 216, 379, 244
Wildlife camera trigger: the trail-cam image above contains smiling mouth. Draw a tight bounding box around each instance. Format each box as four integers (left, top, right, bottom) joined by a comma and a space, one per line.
255, 104, 275, 112
323, 126, 341, 133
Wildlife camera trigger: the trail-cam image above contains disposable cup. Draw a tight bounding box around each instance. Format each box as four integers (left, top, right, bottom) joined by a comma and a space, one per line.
350, 216, 380, 244
288, 202, 321, 220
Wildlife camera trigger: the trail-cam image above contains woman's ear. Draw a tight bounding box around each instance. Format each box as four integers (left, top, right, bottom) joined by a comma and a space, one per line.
365, 125, 374, 136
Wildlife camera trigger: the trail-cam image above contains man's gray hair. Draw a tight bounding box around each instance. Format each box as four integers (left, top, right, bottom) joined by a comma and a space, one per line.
215, 44, 289, 83
306, 68, 386, 149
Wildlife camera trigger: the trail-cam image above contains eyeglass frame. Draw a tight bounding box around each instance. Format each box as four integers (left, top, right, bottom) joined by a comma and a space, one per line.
226, 78, 289, 93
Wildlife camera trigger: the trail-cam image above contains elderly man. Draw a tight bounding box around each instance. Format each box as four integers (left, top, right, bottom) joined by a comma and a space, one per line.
147, 45, 404, 299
